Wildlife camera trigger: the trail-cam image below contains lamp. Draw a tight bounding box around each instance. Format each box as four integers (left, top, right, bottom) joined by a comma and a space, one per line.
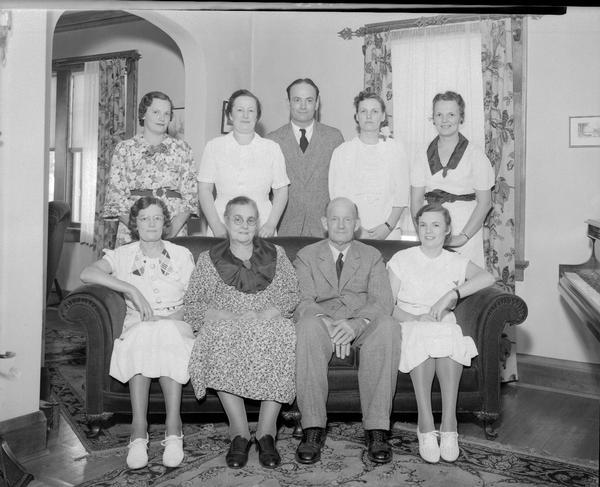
0, 10, 12, 66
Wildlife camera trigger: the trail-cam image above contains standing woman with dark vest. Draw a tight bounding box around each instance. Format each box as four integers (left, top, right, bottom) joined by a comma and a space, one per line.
410, 91, 495, 267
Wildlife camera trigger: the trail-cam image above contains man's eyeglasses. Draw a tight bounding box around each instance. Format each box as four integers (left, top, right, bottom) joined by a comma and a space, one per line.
137, 215, 165, 224
230, 215, 258, 227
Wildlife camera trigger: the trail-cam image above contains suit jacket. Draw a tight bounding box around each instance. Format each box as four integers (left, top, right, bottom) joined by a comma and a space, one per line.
293, 239, 394, 334
266, 122, 344, 237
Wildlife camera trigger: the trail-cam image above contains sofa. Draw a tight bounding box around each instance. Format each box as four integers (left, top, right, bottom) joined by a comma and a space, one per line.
58, 236, 528, 439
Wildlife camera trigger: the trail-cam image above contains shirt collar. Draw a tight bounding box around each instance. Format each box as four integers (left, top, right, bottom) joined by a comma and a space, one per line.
291, 120, 314, 143
328, 241, 351, 262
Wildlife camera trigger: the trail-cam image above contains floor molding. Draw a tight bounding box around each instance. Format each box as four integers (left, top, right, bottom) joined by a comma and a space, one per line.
517, 353, 600, 398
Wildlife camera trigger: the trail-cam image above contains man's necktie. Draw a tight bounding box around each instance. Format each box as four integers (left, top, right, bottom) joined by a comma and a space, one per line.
336, 252, 344, 279
299, 128, 309, 153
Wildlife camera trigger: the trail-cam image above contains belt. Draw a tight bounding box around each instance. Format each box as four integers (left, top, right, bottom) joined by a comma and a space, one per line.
424, 189, 476, 205
130, 188, 182, 199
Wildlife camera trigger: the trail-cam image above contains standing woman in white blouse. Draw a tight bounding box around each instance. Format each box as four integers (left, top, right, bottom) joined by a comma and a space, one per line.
328, 91, 409, 240
410, 91, 495, 267
198, 89, 290, 238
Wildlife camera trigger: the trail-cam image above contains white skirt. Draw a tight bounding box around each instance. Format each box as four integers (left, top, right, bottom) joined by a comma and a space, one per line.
109, 319, 194, 384
399, 321, 478, 373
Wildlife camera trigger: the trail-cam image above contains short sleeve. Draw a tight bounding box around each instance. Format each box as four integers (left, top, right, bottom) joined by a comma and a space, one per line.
101, 248, 118, 273
391, 140, 410, 207
197, 139, 217, 184
470, 145, 495, 191
102, 141, 131, 218
328, 144, 345, 199
270, 143, 290, 189
176, 142, 199, 214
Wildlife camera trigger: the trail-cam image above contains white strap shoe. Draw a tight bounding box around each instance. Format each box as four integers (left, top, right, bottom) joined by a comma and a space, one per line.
416, 428, 440, 463
440, 431, 460, 462
126, 435, 149, 469
161, 433, 184, 468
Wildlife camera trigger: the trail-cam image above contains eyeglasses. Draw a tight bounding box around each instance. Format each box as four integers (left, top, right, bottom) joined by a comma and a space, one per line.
230, 215, 258, 227
137, 215, 165, 224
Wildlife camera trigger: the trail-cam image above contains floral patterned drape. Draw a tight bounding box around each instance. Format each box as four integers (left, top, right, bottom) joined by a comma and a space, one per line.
364, 31, 394, 131
480, 18, 518, 381
363, 18, 520, 381
92, 58, 128, 257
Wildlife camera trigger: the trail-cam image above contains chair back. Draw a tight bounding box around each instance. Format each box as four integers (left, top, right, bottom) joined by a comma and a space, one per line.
47, 201, 71, 300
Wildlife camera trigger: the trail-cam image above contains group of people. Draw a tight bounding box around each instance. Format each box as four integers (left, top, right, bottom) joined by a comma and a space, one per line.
88, 78, 497, 470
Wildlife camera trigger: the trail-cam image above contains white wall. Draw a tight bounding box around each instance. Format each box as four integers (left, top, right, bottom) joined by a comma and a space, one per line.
516, 7, 600, 363
0, 10, 51, 422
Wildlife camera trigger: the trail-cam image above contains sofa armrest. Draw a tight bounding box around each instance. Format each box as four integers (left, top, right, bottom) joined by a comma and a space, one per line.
57, 284, 127, 415
454, 286, 528, 419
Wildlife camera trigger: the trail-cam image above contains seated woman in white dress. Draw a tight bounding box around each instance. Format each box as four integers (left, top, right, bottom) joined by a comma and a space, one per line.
329, 90, 409, 240
387, 203, 495, 464
80, 196, 196, 470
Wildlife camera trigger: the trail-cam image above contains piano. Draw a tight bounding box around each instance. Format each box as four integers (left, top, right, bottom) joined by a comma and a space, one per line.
559, 219, 600, 341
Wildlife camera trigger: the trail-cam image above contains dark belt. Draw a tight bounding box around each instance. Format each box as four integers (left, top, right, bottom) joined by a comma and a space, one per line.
425, 189, 476, 205
130, 188, 182, 199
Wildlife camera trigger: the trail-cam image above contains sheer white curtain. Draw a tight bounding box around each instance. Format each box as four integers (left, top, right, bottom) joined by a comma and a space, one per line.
391, 22, 484, 237
80, 61, 99, 245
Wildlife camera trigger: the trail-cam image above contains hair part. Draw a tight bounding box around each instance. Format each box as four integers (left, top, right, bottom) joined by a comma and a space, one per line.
128, 196, 171, 240
226, 89, 262, 121
415, 203, 452, 243
286, 78, 320, 100
223, 196, 259, 219
432, 91, 465, 123
353, 90, 386, 113
138, 91, 173, 127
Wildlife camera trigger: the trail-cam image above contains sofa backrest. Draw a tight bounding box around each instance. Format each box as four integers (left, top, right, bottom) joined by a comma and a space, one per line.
169, 236, 420, 264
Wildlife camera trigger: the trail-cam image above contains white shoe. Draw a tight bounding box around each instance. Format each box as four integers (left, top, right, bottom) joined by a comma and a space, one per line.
161, 433, 184, 468
127, 435, 149, 469
440, 431, 460, 462
416, 428, 440, 463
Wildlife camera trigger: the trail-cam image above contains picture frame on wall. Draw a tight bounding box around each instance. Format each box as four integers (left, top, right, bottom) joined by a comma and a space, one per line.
569, 115, 600, 148
221, 100, 233, 134
168, 107, 185, 140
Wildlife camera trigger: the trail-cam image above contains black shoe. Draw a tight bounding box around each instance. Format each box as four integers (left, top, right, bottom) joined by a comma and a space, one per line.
365, 429, 392, 464
256, 434, 281, 469
295, 427, 326, 464
225, 435, 252, 469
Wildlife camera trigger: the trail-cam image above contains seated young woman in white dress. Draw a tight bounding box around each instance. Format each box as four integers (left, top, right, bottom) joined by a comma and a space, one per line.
80, 196, 195, 470
387, 203, 495, 464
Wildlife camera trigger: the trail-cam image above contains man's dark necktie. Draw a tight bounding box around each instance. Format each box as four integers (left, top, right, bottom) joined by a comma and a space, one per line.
299, 128, 309, 153
336, 252, 344, 279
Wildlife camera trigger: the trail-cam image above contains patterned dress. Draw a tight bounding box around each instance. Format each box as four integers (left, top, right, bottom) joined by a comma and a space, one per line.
184, 245, 299, 403
103, 134, 199, 247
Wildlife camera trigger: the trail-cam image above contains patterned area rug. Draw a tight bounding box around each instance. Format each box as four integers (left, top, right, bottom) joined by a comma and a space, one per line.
75, 422, 598, 487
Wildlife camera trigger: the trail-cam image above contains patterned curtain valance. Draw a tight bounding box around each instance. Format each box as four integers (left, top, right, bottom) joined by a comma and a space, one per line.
53, 50, 141, 69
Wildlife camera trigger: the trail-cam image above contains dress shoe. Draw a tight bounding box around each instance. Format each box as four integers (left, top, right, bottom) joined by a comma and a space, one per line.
417, 428, 440, 463
126, 435, 149, 469
440, 431, 460, 462
255, 434, 281, 468
225, 435, 252, 469
295, 427, 326, 464
365, 429, 393, 464
161, 433, 184, 468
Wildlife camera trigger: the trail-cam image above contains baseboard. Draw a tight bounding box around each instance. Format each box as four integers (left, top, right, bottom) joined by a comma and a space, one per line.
517, 353, 600, 398
0, 410, 47, 459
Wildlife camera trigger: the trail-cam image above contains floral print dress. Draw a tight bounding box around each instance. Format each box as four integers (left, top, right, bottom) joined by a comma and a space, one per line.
103, 134, 199, 247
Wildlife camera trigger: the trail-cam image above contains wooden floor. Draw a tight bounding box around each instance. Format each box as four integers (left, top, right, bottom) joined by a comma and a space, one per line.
16, 381, 598, 487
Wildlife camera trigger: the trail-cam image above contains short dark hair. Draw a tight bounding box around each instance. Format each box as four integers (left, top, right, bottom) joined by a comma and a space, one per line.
353, 90, 386, 113
226, 89, 262, 121
223, 196, 259, 219
415, 203, 452, 243
138, 91, 173, 127
432, 91, 465, 123
128, 196, 171, 241
286, 78, 320, 100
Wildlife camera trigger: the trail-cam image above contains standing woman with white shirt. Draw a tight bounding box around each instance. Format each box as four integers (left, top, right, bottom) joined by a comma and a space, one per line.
328, 91, 410, 240
198, 89, 290, 238
410, 91, 495, 267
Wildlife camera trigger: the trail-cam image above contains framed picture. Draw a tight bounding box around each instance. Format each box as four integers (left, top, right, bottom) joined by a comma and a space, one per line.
168, 107, 185, 140
221, 100, 233, 134
569, 115, 600, 148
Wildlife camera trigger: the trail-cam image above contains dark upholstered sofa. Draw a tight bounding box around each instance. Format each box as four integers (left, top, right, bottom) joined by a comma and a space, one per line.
58, 236, 528, 438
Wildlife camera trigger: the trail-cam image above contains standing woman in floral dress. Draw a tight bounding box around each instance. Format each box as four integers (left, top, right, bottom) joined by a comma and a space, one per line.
103, 91, 198, 247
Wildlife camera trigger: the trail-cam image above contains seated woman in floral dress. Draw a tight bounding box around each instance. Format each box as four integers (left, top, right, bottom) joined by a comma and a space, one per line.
184, 196, 299, 470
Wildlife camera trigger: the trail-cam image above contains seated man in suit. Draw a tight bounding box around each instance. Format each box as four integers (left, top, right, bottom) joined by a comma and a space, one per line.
293, 197, 401, 465
266, 78, 344, 237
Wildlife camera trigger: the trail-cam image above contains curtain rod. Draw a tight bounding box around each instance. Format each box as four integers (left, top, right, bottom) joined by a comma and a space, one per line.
53, 50, 141, 68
